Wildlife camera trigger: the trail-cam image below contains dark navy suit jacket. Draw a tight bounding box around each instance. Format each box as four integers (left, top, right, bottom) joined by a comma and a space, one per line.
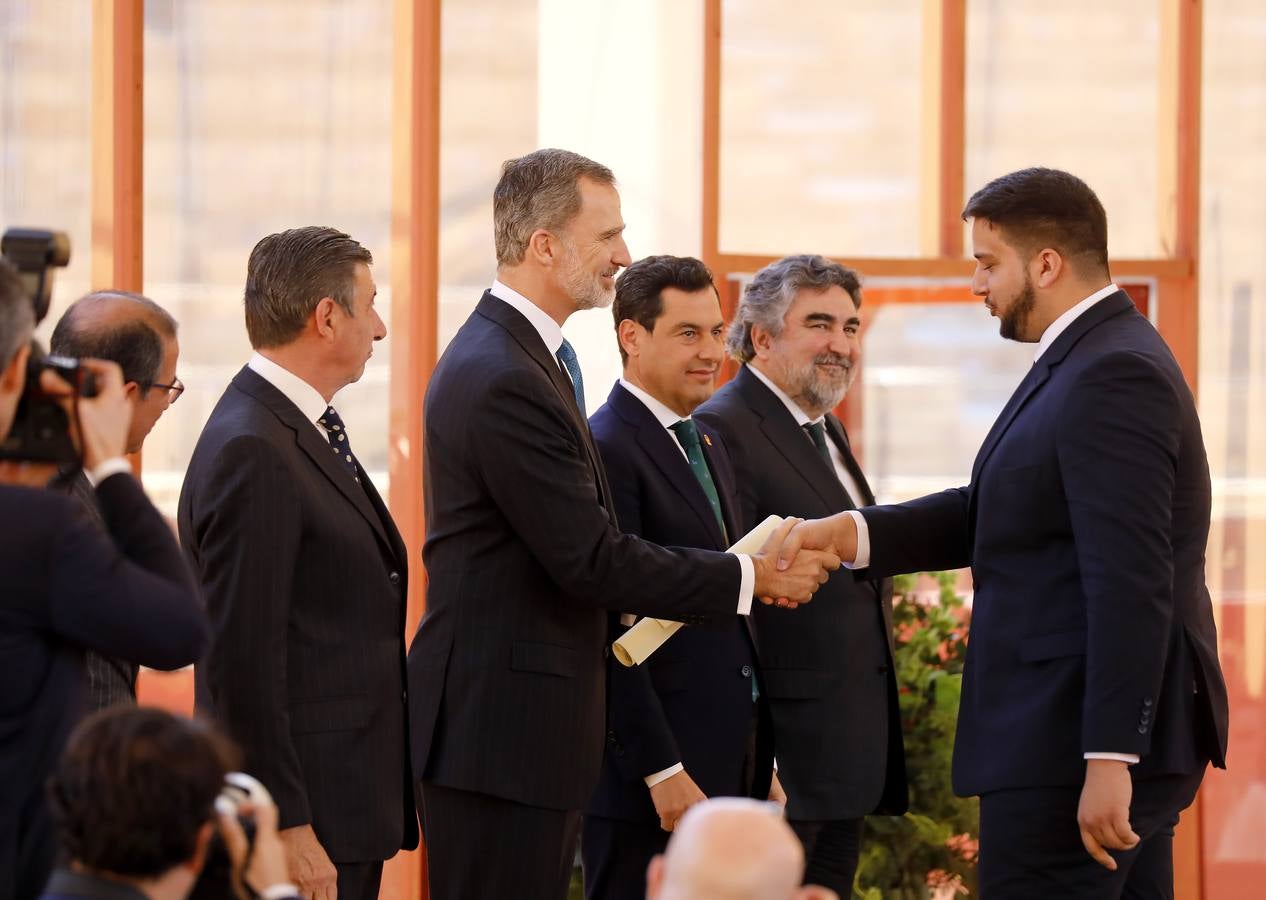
1, 475, 206, 900
859, 291, 1229, 796
585, 381, 772, 824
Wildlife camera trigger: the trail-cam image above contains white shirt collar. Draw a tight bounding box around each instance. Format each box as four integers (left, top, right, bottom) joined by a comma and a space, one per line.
1034, 283, 1119, 362
618, 378, 687, 430
746, 363, 823, 428
490, 279, 566, 357
247, 352, 331, 426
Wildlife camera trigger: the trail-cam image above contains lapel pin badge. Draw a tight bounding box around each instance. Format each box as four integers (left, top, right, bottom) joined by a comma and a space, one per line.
703, 434, 713, 447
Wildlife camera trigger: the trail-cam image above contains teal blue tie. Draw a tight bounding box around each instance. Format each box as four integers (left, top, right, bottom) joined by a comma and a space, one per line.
669, 419, 727, 544
555, 339, 585, 411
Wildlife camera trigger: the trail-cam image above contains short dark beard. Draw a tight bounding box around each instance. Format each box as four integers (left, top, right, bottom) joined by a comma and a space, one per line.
999, 274, 1037, 341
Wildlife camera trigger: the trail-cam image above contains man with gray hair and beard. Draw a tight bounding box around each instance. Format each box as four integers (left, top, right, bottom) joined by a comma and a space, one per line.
695, 255, 908, 896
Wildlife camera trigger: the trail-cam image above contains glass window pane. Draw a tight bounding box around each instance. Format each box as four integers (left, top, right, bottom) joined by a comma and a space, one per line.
719, 0, 924, 258
0, 1, 93, 317
860, 299, 1031, 502
437, 0, 538, 353
965, 0, 1161, 257
1198, 1, 1266, 893
142, 0, 393, 514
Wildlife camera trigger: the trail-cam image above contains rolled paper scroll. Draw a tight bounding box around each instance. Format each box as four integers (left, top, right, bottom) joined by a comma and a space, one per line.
612, 515, 785, 667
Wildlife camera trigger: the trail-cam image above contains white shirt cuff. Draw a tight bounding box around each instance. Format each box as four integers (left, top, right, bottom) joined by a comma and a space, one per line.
87, 457, 133, 486
843, 510, 870, 568
1084, 752, 1140, 764
734, 553, 755, 615
645, 762, 685, 788
260, 885, 301, 900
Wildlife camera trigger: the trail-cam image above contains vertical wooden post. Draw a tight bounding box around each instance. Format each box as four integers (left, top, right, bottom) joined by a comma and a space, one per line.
383, 0, 441, 896
919, 0, 966, 258
701, 0, 724, 303
91, 0, 143, 476
90, 0, 143, 294
1159, 2, 1204, 897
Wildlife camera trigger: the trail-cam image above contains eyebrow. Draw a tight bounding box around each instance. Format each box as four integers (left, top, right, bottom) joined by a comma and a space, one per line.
672, 320, 725, 332
599, 225, 626, 241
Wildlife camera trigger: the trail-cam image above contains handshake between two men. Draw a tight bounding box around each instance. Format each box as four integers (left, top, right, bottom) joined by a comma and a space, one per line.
748, 515, 854, 609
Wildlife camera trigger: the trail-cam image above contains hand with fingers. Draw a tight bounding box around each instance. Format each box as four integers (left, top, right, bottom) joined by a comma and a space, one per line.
751, 517, 841, 608
1077, 759, 1139, 871
218, 793, 294, 900
278, 824, 339, 900
650, 769, 708, 833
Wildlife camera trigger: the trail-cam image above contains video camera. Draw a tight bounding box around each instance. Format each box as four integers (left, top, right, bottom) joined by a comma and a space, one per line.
0, 227, 98, 464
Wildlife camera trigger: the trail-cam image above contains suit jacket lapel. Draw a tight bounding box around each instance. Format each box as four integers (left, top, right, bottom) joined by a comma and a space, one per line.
609, 384, 728, 550
232, 367, 394, 556
699, 424, 741, 547
736, 366, 853, 513
970, 291, 1135, 483
475, 291, 611, 515
823, 415, 872, 507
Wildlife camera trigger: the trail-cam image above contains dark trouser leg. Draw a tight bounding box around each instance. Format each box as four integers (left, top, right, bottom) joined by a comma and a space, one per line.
581, 814, 670, 900
421, 781, 581, 900
788, 816, 863, 896
978, 768, 1205, 900
334, 860, 383, 900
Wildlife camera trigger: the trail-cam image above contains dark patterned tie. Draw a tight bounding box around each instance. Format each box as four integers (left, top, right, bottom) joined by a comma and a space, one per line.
803, 420, 833, 466
670, 418, 728, 543
555, 339, 586, 412
318, 406, 360, 483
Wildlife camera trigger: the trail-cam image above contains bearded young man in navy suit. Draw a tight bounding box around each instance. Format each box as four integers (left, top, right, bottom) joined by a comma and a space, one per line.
581, 255, 782, 900
775, 168, 1229, 899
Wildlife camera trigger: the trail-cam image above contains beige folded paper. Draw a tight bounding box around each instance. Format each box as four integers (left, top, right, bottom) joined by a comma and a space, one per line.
611, 515, 786, 667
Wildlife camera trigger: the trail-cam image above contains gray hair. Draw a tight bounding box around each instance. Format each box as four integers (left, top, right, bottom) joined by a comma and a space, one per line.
0, 258, 35, 367
493, 148, 616, 266
725, 254, 863, 362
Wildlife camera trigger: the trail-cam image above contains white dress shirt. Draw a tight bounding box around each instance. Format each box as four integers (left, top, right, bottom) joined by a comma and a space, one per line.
248, 351, 333, 439
843, 283, 1136, 762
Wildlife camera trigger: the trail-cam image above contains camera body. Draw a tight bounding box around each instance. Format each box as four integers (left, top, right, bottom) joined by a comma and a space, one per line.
0, 228, 95, 464
189, 772, 270, 900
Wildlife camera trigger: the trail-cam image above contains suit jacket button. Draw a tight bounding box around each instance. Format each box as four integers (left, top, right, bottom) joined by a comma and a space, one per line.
1143, 697, 1153, 707
389, 571, 401, 585
607, 730, 617, 745
1138, 725, 1148, 734
402, 690, 408, 703
740, 665, 753, 678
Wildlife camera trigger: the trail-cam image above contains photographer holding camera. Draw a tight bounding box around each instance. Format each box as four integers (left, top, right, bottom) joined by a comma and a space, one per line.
0, 252, 208, 899
42, 706, 298, 900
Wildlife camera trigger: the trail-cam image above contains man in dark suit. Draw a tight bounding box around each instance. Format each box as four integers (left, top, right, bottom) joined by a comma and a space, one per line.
408, 149, 839, 900
581, 255, 782, 900
50, 289, 184, 710
179, 227, 415, 900
0, 259, 207, 900
695, 255, 907, 895
775, 168, 1230, 898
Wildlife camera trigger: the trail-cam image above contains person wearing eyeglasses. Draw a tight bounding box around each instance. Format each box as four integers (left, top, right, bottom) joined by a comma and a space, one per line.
49, 289, 183, 710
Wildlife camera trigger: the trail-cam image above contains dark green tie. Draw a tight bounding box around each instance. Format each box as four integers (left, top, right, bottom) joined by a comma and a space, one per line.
803, 420, 833, 465
670, 419, 727, 542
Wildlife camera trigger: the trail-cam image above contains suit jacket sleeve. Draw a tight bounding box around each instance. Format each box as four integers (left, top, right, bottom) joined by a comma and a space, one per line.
45, 474, 206, 668
470, 369, 741, 622
186, 434, 312, 827
598, 436, 685, 782
1056, 350, 1182, 755
859, 486, 973, 577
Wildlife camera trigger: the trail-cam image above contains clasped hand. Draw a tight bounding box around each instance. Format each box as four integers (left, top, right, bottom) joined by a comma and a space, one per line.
750, 517, 842, 608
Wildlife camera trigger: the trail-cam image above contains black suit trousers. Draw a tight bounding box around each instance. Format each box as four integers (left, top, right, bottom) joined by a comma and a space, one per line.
978, 768, 1205, 899
421, 782, 582, 900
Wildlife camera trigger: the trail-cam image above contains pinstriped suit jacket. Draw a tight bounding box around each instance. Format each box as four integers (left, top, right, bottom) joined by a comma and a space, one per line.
407, 291, 744, 812
178, 366, 417, 863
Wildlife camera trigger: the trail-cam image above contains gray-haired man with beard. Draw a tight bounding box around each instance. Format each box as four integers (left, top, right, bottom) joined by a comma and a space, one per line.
695, 255, 908, 896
